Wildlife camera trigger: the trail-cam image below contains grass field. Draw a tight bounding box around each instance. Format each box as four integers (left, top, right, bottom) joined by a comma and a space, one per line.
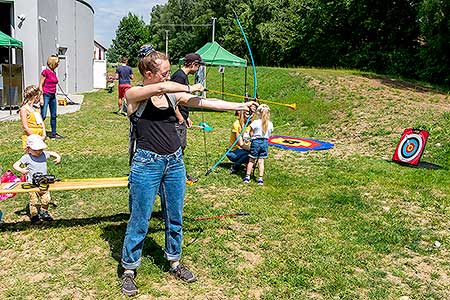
1, 66, 450, 300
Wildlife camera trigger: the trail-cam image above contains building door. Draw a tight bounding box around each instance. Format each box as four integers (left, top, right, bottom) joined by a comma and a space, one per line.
93, 60, 106, 89
57, 48, 69, 94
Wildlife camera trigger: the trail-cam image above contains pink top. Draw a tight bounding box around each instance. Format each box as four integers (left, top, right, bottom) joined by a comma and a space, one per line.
41, 68, 58, 94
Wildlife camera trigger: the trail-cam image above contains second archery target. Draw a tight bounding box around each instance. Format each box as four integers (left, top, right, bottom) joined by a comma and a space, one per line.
392, 128, 429, 166
268, 136, 334, 152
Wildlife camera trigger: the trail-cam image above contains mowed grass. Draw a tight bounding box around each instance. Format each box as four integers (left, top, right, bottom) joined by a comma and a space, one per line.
1, 66, 450, 299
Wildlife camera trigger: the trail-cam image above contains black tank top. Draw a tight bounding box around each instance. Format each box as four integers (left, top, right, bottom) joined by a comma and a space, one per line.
136, 94, 180, 154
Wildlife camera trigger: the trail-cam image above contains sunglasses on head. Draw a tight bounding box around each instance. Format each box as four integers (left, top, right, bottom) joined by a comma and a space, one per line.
138, 45, 155, 58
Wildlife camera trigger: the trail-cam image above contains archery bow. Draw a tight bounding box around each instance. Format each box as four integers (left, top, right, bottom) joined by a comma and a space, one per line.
205, 10, 257, 176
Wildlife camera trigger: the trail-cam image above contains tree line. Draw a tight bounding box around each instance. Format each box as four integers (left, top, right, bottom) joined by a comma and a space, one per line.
107, 0, 450, 86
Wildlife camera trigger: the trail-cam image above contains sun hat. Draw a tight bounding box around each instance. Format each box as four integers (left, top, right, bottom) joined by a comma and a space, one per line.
26, 134, 47, 150
184, 53, 205, 65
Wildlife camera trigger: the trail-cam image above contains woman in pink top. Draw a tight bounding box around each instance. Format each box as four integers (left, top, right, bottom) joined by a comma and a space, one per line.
39, 55, 63, 139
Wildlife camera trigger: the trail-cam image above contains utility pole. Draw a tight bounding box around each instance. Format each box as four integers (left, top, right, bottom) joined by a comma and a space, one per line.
165, 30, 169, 57
211, 17, 216, 43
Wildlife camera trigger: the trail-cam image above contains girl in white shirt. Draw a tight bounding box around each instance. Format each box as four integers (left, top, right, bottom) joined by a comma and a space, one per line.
243, 104, 273, 185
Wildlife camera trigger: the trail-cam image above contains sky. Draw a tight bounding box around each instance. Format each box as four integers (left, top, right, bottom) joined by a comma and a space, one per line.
93, 0, 167, 48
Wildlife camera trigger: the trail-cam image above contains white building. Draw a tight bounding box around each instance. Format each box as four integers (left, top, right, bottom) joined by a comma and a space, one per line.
94, 40, 107, 61
93, 40, 107, 89
0, 0, 95, 94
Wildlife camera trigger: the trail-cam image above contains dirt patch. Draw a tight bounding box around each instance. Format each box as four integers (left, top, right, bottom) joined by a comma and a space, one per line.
306, 74, 450, 159
306, 291, 324, 299
26, 272, 52, 283
224, 238, 263, 272
156, 276, 236, 300
194, 185, 252, 202
237, 249, 263, 271
381, 248, 450, 298
248, 287, 268, 300
47, 287, 97, 300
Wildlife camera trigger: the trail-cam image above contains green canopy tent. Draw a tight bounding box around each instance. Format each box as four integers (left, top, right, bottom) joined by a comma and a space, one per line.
179, 42, 249, 98
0, 30, 24, 115
180, 41, 247, 67
0, 31, 23, 47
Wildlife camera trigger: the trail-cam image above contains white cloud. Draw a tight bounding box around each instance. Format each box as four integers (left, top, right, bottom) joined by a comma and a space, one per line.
93, 0, 167, 48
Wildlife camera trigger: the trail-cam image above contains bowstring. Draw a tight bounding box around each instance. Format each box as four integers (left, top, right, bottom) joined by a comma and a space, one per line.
199, 17, 234, 171
195, 66, 209, 169
205, 10, 257, 176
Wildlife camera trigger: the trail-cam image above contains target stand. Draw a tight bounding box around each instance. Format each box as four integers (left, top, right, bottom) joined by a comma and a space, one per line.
392, 128, 429, 166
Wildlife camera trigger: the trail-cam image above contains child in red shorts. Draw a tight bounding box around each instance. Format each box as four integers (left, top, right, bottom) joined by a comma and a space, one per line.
115, 57, 134, 115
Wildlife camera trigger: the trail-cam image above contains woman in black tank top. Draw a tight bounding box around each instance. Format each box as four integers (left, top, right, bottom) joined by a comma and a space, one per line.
120, 44, 258, 296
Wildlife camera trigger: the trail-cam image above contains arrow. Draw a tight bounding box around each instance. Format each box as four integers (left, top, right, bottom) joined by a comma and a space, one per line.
206, 88, 297, 110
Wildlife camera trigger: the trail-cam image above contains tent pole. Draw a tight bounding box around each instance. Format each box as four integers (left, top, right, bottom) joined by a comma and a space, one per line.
244, 67, 247, 99
8, 46, 12, 115
20, 49, 24, 108
221, 72, 224, 100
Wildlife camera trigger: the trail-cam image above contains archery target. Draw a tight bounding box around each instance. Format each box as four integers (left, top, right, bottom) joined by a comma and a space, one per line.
268, 136, 334, 151
392, 128, 429, 166
398, 134, 422, 162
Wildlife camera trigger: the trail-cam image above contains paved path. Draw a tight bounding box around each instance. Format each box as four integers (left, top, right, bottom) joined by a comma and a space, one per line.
0, 94, 84, 122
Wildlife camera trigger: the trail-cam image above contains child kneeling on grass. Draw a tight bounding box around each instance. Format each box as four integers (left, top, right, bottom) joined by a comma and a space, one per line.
13, 134, 61, 224
243, 104, 273, 185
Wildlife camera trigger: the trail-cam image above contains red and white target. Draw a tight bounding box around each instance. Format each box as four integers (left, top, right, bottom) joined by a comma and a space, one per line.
392, 128, 429, 166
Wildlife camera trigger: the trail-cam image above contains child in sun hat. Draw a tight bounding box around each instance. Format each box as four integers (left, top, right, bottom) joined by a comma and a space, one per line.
243, 104, 274, 185
13, 134, 61, 224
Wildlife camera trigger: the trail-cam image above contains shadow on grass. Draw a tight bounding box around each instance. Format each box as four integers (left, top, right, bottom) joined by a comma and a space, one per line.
101, 221, 168, 278
360, 73, 446, 93
1, 209, 206, 278
216, 162, 248, 177
99, 210, 205, 278
0, 212, 130, 232
388, 160, 444, 170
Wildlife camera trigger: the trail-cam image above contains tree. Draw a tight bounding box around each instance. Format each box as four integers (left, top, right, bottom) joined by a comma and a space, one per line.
109, 13, 150, 67
148, 0, 213, 63
106, 46, 119, 64
132, 0, 449, 85
418, 0, 450, 84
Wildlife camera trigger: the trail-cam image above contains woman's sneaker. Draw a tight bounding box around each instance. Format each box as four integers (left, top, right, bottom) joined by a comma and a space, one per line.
257, 178, 264, 185
121, 272, 138, 296
243, 176, 250, 184
169, 264, 197, 283
49, 133, 64, 139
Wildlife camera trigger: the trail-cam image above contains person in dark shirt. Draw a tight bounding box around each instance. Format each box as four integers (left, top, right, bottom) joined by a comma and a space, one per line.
119, 44, 257, 296
171, 53, 205, 184
115, 57, 134, 115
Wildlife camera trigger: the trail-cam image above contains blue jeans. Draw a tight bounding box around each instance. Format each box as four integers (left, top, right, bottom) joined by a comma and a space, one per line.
121, 147, 186, 270
249, 138, 269, 159
226, 148, 250, 168
41, 93, 57, 134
